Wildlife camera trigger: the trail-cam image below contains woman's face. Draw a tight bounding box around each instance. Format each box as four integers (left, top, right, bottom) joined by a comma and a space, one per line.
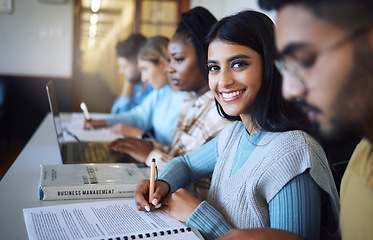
138, 58, 167, 89
167, 35, 207, 94
208, 39, 263, 117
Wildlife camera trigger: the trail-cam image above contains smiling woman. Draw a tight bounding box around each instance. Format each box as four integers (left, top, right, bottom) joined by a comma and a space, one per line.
207, 41, 263, 121
134, 10, 341, 240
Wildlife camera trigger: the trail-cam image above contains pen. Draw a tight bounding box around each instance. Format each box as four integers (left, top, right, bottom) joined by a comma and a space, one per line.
80, 102, 91, 121
149, 158, 156, 211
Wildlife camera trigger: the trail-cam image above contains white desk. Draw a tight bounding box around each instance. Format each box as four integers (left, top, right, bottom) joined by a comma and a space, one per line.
0, 113, 202, 240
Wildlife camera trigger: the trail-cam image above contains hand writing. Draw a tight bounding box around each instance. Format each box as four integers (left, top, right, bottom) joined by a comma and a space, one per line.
134, 180, 170, 212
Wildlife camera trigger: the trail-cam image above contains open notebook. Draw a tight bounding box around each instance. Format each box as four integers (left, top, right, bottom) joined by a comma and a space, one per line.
23, 199, 201, 240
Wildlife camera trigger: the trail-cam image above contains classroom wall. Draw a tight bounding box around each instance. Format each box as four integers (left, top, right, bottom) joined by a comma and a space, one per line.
191, 0, 276, 22
0, 0, 74, 78
0, 0, 74, 144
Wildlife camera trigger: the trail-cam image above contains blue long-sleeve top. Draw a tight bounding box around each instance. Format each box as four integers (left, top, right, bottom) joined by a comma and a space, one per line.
105, 85, 185, 146
158, 129, 324, 239
111, 83, 153, 114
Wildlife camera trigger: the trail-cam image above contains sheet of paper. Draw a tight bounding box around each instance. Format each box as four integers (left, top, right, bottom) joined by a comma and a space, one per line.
23, 199, 200, 240
68, 112, 113, 129
64, 113, 123, 142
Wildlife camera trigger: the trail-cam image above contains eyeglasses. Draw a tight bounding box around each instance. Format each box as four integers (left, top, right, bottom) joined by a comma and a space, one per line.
274, 22, 373, 90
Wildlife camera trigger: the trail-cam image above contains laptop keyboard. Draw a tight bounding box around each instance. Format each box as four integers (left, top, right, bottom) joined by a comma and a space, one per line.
61, 142, 108, 163
83, 144, 107, 162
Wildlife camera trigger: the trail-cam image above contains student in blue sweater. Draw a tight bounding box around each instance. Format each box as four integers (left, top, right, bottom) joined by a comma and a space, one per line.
134, 11, 340, 240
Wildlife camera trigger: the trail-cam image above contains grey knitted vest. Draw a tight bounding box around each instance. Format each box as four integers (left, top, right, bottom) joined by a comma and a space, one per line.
207, 121, 340, 237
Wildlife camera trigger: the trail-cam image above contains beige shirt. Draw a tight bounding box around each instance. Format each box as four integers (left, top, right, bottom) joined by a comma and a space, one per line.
340, 138, 373, 239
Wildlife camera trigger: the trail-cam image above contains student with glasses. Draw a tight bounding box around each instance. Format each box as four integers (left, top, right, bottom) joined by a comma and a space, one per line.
274, 22, 373, 96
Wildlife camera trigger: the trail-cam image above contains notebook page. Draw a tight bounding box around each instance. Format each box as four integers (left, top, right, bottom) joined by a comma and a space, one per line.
23, 199, 200, 240
64, 113, 123, 142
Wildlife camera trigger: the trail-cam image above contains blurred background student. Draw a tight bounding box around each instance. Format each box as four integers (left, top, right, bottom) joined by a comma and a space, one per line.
111, 33, 153, 114
84, 36, 185, 148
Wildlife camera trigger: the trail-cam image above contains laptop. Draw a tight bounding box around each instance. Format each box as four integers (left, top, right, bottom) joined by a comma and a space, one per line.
46, 80, 146, 167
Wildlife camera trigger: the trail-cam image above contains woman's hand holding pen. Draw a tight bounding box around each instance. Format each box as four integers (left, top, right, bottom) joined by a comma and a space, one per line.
134, 180, 201, 222
134, 180, 169, 212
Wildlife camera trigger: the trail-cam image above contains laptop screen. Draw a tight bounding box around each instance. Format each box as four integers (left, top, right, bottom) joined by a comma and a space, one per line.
46, 80, 65, 146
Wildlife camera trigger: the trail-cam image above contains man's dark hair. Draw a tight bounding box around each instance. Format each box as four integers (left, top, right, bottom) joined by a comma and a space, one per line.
206, 10, 311, 134
258, 0, 373, 32
116, 33, 147, 62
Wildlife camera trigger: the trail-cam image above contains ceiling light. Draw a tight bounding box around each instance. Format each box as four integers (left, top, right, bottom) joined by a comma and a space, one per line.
90, 14, 98, 25
91, 0, 101, 13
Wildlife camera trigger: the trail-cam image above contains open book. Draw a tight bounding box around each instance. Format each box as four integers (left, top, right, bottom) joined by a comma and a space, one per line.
23, 199, 201, 240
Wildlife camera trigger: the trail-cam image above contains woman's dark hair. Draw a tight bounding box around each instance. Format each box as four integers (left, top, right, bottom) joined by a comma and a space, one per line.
174, 7, 217, 79
205, 10, 312, 134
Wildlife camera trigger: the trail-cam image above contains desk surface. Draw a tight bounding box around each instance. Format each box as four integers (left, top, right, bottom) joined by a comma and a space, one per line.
0, 113, 156, 240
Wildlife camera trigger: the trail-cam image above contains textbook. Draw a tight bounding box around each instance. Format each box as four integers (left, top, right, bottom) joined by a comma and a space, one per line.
23, 199, 200, 240
39, 163, 145, 200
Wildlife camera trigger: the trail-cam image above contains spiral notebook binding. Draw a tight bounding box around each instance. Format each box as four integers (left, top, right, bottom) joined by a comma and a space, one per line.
104, 227, 192, 240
